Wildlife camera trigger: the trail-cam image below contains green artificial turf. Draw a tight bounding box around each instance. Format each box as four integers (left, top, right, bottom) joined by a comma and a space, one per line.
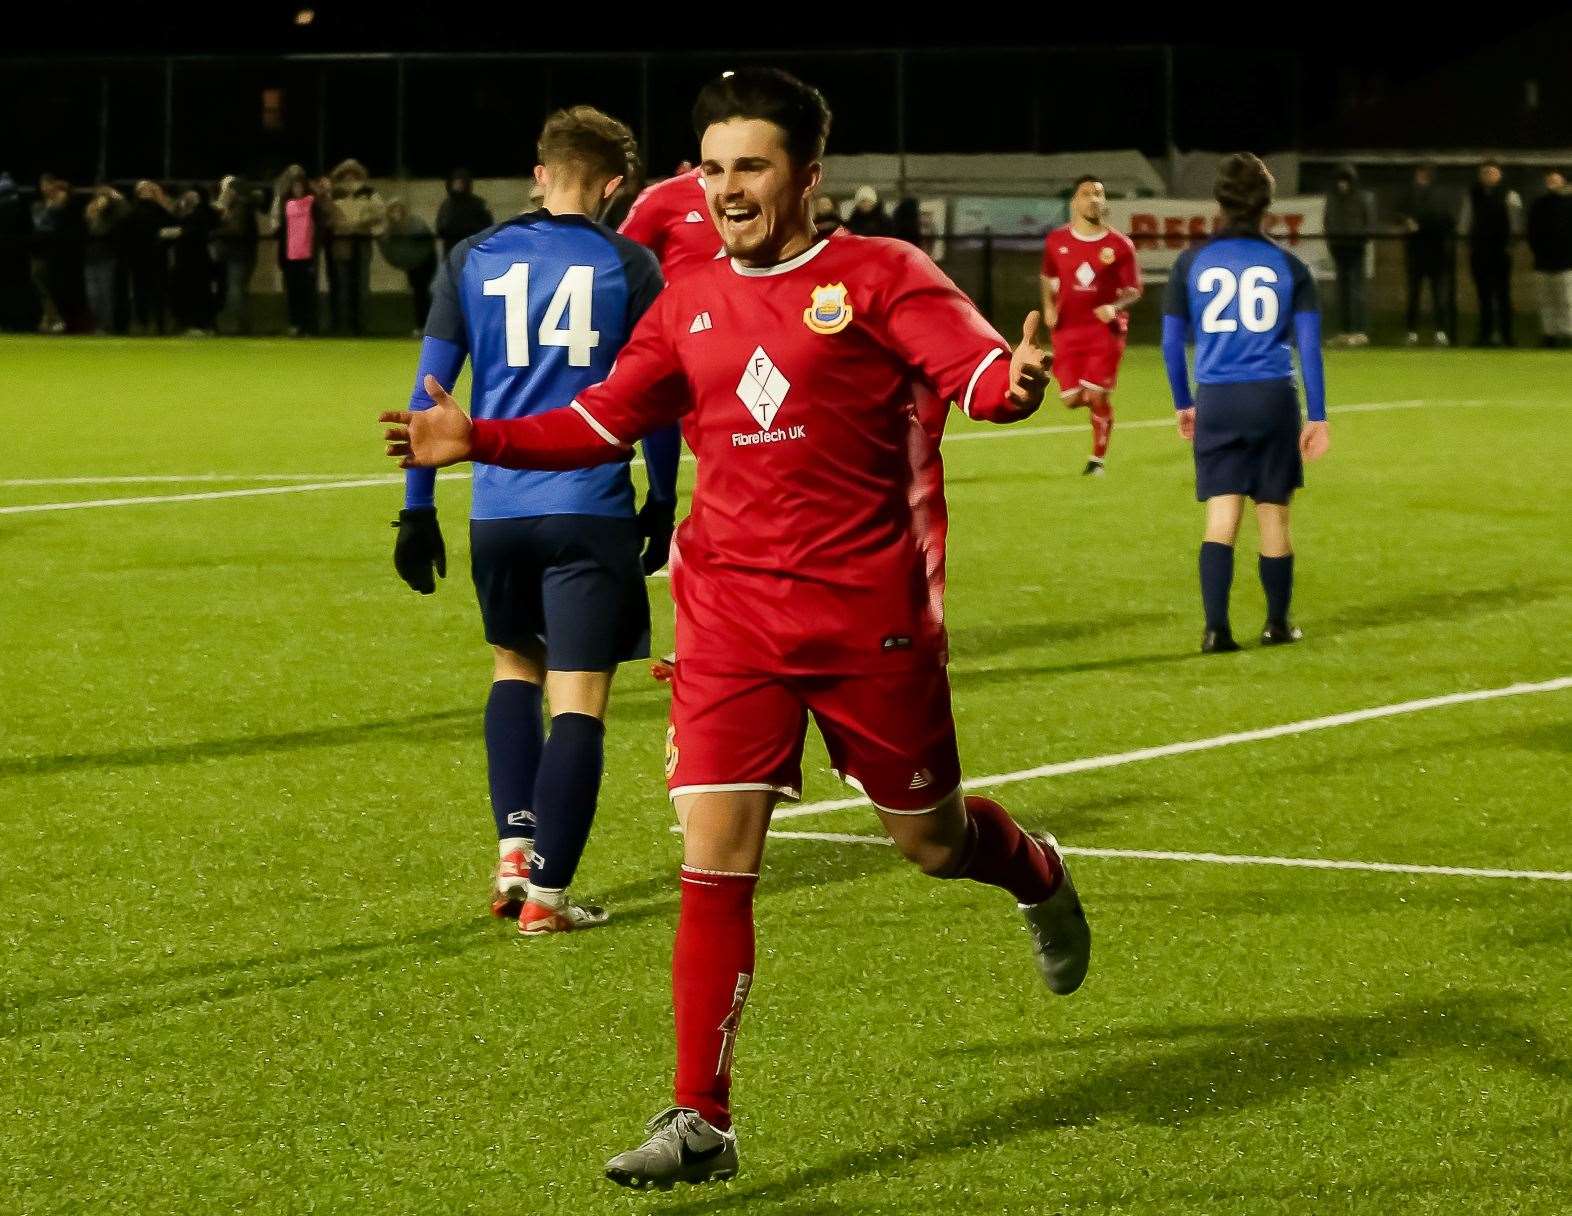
2, 335, 1569, 1214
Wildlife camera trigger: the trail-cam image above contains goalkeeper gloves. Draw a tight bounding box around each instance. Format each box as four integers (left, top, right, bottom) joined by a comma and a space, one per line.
637, 497, 677, 575
392, 506, 446, 594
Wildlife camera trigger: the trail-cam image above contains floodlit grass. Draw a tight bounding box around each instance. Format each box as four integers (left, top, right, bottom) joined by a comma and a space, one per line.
2, 335, 1569, 1214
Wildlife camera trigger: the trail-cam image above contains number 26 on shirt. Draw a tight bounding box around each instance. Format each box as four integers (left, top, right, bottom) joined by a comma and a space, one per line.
483, 262, 600, 368
1197, 265, 1280, 334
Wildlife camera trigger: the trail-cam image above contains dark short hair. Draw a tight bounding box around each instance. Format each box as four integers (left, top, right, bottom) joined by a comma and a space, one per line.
1416, 160, 1437, 173
691, 67, 832, 166
1481, 157, 1502, 171
1070, 174, 1102, 193
537, 106, 639, 184
1215, 152, 1274, 227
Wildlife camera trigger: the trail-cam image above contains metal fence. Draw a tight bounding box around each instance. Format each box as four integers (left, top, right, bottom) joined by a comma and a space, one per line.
7, 227, 1564, 347
2, 48, 1311, 187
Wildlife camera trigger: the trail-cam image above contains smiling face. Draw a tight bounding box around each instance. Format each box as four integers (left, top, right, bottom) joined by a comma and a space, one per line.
700, 117, 819, 265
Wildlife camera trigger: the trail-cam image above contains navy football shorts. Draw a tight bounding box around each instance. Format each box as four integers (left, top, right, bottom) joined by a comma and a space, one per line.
1193, 378, 1304, 505
469, 514, 651, 670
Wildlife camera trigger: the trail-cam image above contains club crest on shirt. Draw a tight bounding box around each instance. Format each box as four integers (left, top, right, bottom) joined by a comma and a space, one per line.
803, 282, 853, 335
1099, 246, 1117, 265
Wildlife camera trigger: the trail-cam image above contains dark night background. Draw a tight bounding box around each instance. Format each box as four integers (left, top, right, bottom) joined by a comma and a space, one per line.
4, 3, 1570, 183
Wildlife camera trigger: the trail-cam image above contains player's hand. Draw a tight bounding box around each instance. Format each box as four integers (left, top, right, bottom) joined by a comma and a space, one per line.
637, 497, 677, 575
1300, 420, 1330, 461
392, 507, 446, 594
1176, 407, 1196, 441
1093, 303, 1118, 325
380, 375, 474, 468
1008, 311, 1051, 413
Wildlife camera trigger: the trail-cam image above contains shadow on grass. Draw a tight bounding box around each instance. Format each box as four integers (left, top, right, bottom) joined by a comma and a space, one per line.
947, 612, 1176, 660
1315, 582, 1569, 640
1, 915, 494, 1039
660, 994, 1570, 1213
2, 684, 675, 780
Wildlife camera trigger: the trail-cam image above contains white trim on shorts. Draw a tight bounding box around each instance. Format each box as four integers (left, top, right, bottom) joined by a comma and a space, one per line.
831, 769, 960, 816
669, 782, 802, 802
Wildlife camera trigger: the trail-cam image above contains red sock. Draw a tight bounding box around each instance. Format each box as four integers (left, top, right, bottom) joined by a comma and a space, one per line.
1090, 398, 1113, 459
673, 867, 757, 1131
958, 795, 1062, 905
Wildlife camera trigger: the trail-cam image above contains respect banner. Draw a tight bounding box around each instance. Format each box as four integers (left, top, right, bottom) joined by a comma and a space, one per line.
1103, 196, 1333, 280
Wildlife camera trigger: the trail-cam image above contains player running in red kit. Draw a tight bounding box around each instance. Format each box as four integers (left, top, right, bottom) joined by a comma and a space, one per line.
1041, 174, 1142, 475
382, 68, 1092, 1191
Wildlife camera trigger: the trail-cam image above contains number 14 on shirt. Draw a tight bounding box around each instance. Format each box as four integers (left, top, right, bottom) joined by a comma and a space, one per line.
483, 262, 601, 368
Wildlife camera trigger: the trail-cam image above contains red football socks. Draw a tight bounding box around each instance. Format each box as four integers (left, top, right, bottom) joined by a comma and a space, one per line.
672, 866, 758, 1131
959, 795, 1062, 905
1090, 398, 1114, 459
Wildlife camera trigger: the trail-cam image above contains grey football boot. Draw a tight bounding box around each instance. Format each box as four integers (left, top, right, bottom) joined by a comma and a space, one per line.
604, 1106, 739, 1190
1021, 833, 1091, 994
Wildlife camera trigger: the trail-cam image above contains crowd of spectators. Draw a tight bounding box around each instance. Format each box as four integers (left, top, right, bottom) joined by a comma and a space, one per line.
5, 159, 1566, 345
1325, 158, 1572, 348
0, 161, 498, 339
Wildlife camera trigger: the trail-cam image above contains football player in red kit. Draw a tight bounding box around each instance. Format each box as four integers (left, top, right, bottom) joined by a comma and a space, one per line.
619, 164, 724, 279
383, 68, 1092, 1190
1041, 175, 1142, 475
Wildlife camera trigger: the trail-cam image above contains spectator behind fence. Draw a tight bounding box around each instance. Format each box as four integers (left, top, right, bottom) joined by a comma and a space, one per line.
214, 175, 259, 335
169, 188, 218, 334
1394, 161, 1455, 346
812, 195, 841, 238
1459, 159, 1523, 347
1324, 164, 1372, 345
84, 185, 128, 334
844, 185, 891, 236
36, 176, 90, 334
436, 168, 493, 257
327, 158, 385, 336
0, 172, 37, 332
30, 176, 65, 332
378, 198, 437, 336
1526, 169, 1572, 348
276, 172, 324, 336
891, 196, 923, 246
125, 180, 172, 334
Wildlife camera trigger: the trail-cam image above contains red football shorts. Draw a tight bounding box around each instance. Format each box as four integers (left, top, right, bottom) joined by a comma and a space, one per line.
1053, 325, 1125, 398
665, 661, 962, 812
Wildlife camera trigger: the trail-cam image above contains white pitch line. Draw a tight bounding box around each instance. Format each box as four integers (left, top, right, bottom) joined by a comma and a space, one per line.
0, 477, 405, 514
0, 473, 388, 487
763, 830, 1572, 883
1, 397, 1485, 515
772, 676, 1572, 821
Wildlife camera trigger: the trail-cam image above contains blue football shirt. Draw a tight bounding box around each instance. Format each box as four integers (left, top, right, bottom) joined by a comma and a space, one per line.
420, 210, 667, 521
1163, 233, 1318, 385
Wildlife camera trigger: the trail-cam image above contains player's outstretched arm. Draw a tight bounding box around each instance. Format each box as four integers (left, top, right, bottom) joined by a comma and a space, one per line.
1006, 311, 1051, 410
382, 375, 476, 468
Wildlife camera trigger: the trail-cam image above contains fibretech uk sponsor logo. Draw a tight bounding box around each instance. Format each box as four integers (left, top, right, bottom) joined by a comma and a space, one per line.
731, 425, 806, 447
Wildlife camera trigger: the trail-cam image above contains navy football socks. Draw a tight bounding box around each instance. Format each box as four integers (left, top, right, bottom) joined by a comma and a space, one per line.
1199, 541, 1235, 633
484, 679, 544, 847
529, 713, 607, 893
1259, 553, 1294, 623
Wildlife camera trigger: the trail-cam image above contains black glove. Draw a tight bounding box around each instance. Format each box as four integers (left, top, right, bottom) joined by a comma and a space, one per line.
392, 506, 446, 594
637, 497, 677, 575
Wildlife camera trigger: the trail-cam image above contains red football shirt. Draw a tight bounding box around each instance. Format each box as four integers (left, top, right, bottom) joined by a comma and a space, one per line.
1040, 224, 1140, 335
618, 169, 724, 280
469, 235, 1031, 674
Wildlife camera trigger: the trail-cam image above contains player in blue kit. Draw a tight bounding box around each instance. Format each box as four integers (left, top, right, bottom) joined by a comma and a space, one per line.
391, 107, 680, 933
1161, 152, 1331, 653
